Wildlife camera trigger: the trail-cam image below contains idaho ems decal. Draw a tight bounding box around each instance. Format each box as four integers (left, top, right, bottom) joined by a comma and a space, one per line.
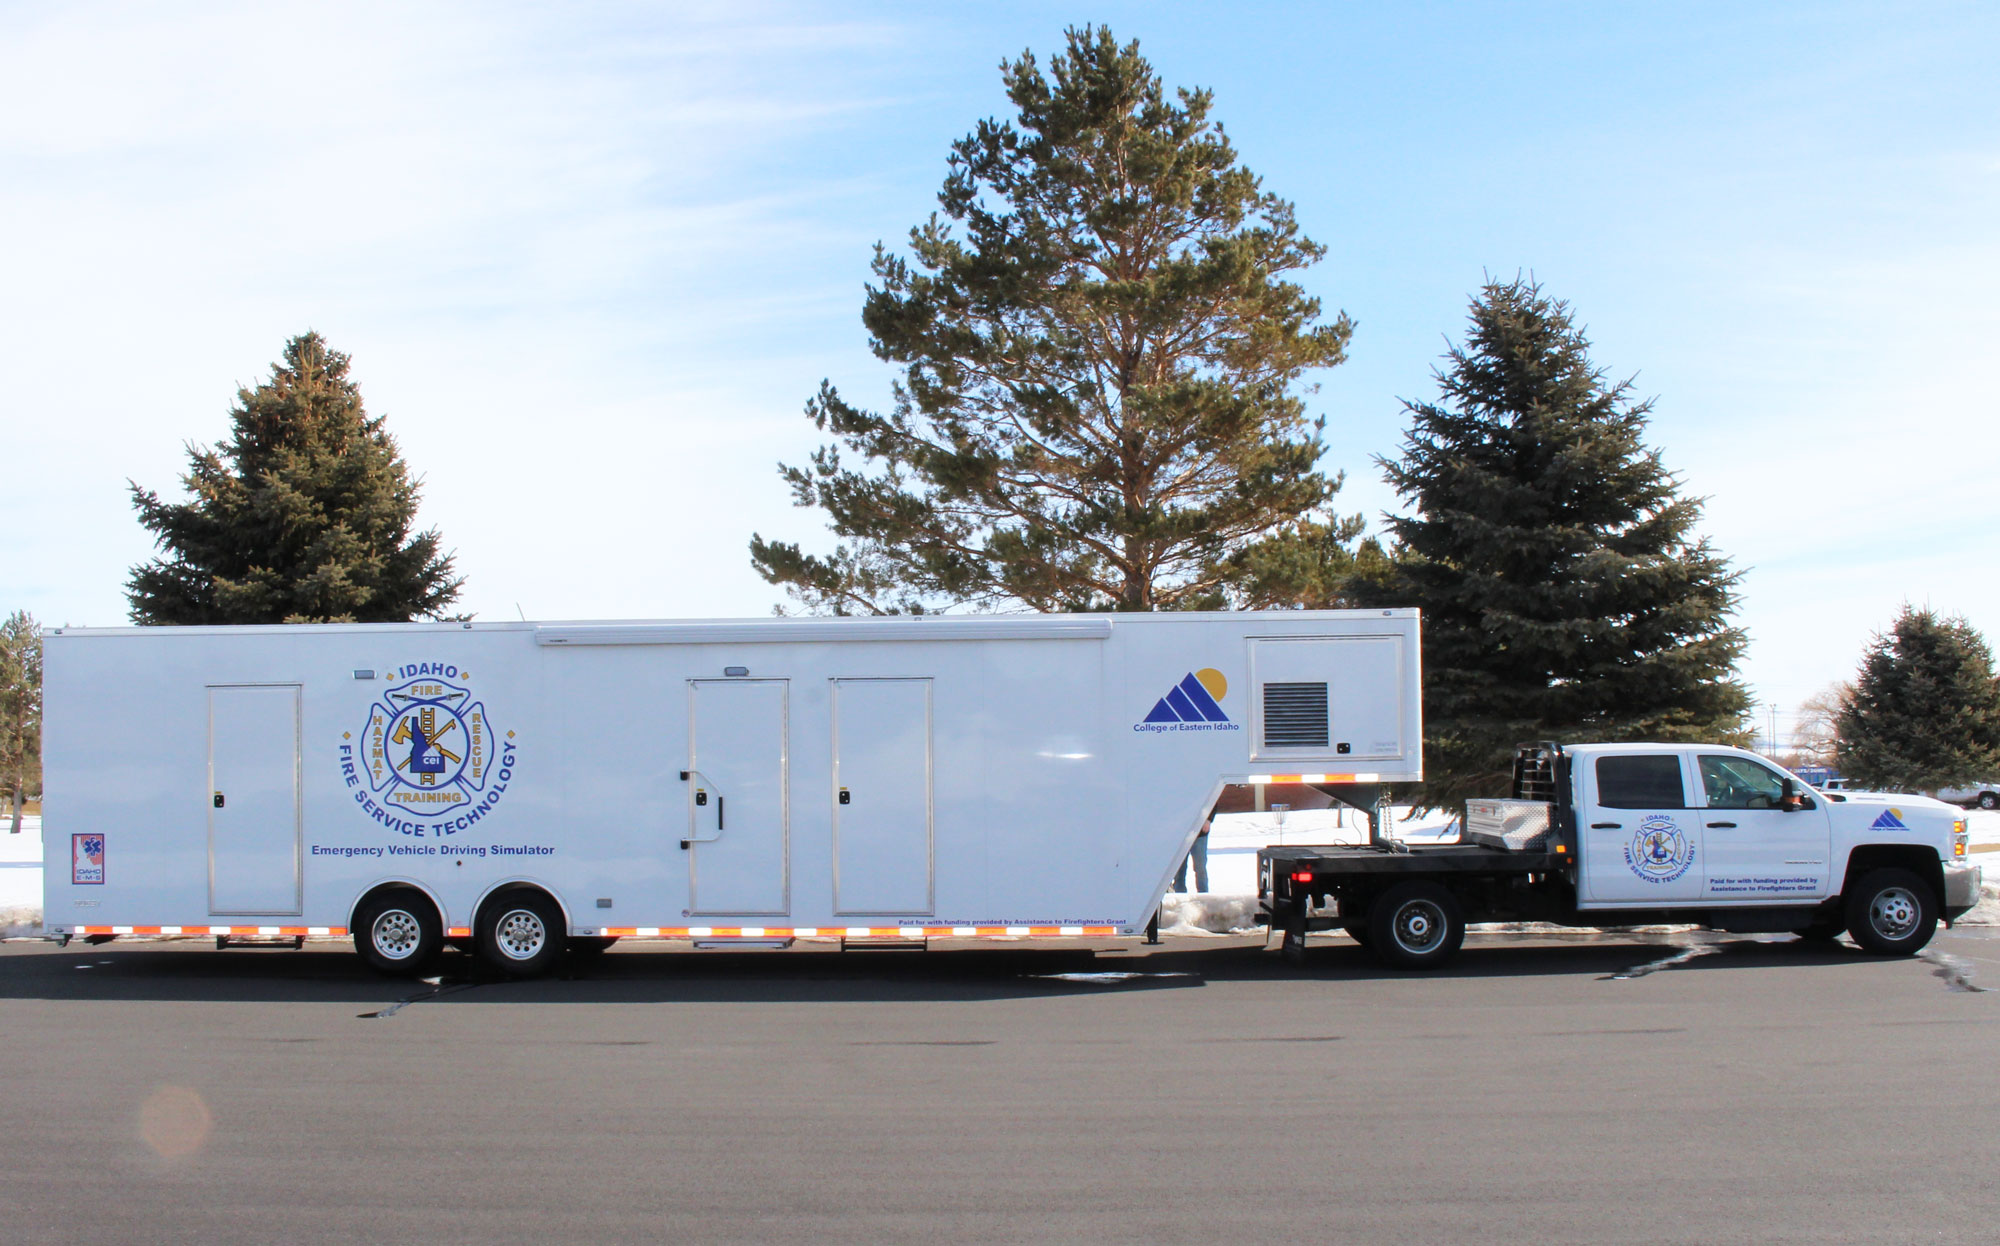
338, 663, 517, 837
1625, 814, 1695, 884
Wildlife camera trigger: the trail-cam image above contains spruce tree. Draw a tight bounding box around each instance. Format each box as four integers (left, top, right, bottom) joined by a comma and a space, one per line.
1837, 606, 2000, 791
750, 26, 1357, 614
127, 333, 463, 624
1365, 277, 1751, 807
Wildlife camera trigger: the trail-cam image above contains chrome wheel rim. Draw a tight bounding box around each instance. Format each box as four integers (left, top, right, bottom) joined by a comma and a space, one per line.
371, 909, 423, 961
494, 908, 548, 960
1391, 899, 1447, 954
1868, 887, 1920, 941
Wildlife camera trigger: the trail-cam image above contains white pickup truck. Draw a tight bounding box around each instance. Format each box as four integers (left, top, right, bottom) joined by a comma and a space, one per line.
1260, 741, 1981, 968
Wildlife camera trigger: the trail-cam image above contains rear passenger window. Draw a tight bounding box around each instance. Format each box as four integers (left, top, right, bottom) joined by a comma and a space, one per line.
1595, 755, 1686, 809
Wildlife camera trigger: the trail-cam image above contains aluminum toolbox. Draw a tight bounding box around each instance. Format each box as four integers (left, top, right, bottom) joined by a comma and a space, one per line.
1464, 798, 1554, 851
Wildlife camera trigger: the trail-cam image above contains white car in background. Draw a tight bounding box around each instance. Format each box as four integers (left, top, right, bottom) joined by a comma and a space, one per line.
1933, 781, 2000, 810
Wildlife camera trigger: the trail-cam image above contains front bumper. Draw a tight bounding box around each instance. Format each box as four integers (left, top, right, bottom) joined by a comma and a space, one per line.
1943, 861, 1984, 922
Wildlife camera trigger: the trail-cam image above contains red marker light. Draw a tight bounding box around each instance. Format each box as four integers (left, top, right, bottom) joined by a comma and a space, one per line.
1291, 872, 1314, 884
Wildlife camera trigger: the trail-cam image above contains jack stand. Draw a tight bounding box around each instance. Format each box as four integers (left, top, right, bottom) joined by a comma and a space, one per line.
1145, 909, 1161, 945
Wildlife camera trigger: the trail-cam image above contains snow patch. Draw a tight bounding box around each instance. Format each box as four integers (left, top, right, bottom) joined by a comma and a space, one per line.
1158, 892, 1262, 936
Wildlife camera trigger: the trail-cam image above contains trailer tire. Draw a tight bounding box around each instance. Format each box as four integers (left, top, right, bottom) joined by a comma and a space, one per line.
477, 890, 567, 977
1844, 868, 1937, 956
1367, 882, 1464, 970
354, 890, 443, 976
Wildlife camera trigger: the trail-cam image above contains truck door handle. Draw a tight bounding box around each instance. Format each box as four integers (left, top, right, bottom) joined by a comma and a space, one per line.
213, 792, 225, 808
1589, 822, 1620, 829
1706, 821, 1737, 829
716, 796, 723, 831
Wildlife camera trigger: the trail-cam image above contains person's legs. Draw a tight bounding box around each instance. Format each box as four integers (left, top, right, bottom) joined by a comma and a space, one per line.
1174, 854, 1190, 893
1191, 834, 1209, 893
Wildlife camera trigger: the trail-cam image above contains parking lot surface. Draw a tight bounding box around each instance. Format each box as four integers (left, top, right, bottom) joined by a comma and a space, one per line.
3, 929, 1997, 1244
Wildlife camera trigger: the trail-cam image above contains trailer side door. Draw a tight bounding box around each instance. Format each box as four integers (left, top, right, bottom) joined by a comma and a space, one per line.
208, 684, 302, 915
687, 679, 789, 916
832, 678, 933, 917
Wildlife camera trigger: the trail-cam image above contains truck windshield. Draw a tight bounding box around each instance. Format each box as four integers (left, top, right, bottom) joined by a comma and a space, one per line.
1594, 755, 1686, 808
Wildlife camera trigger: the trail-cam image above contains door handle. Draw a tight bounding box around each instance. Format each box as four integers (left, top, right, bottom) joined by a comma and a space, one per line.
716, 796, 723, 831
1589, 822, 1621, 829
1706, 821, 1737, 829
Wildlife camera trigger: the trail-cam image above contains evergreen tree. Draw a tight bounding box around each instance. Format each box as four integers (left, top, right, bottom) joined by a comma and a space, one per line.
1364, 277, 1750, 807
127, 333, 463, 624
0, 610, 40, 833
750, 26, 1358, 614
1836, 606, 2000, 790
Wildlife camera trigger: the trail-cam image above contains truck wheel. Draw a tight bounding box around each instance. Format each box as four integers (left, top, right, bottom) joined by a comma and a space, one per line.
477, 891, 567, 977
354, 891, 442, 976
1843, 868, 1937, 956
1367, 882, 1464, 970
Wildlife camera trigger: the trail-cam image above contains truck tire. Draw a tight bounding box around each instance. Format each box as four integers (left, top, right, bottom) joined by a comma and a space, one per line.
1843, 868, 1937, 956
1367, 882, 1464, 970
354, 891, 443, 976
477, 891, 567, 977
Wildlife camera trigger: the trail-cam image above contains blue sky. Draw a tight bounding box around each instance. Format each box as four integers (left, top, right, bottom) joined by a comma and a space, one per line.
2, 1, 1994, 741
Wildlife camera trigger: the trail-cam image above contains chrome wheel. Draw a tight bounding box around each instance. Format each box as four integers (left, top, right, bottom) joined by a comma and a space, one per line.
493, 908, 548, 961
1868, 887, 1920, 941
370, 908, 424, 962
1390, 899, 1448, 955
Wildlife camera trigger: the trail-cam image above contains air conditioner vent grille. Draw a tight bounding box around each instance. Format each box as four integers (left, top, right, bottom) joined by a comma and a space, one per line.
1262, 682, 1329, 749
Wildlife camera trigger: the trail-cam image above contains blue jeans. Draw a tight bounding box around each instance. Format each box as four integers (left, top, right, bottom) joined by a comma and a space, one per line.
1174, 833, 1209, 893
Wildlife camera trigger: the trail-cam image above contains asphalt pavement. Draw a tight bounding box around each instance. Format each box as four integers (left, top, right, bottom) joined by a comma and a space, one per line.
2, 928, 1997, 1244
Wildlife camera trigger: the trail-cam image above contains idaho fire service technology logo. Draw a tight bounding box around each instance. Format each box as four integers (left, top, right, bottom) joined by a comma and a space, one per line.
1625, 813, 1695, 884
339, 663, 517, 838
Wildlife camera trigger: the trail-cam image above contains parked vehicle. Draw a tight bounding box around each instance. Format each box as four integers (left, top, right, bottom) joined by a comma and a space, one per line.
1933, 782, 2000, 811
41, 611, 1421, 975
1261, 742, 1981, 968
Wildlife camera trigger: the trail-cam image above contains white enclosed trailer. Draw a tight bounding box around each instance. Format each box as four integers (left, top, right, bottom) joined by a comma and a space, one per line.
42, 610, 1420, 973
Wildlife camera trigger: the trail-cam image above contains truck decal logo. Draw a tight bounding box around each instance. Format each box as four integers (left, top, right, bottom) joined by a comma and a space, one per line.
1869, 809, 1908, 830
72, 834, 105, 885
1625, 814, 1695, 884
338, 666, 518, 838
1135, 669, 1241, 734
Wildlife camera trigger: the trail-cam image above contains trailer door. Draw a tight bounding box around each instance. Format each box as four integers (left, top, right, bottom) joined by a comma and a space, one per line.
832, 678, 933, 916
208, 684, 302, 915
687, 680, 788, 916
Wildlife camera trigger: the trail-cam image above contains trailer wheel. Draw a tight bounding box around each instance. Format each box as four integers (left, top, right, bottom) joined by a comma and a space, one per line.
354, 890, 443, 976
1367, 882, 1464, 970
477, 891, 567, 977
1844, 868, 1937, 956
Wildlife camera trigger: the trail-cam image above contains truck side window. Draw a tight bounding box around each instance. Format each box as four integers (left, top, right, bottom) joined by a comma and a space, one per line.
1594, 755, 1686, 809
1699, 755, 1787, 810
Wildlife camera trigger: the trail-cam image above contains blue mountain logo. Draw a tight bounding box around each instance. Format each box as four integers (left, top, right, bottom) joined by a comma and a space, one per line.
1869, 808, 1908, 831
1143, 670, 1232, 724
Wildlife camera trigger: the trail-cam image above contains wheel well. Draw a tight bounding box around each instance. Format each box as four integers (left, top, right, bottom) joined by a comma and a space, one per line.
350, 883, 442, 933
1841, 845, 1944, 905
473, 883, 569, 935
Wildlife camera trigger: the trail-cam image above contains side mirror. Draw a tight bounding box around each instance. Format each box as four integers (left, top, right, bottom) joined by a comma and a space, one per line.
1780, 778, 1805, 812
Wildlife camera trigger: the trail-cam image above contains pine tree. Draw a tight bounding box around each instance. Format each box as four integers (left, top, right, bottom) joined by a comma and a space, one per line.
1837, 606, 2000, 790
750, 25, 1357, 614
0, 610, 40, 833
127, 333, 463, 624
1365, 277, 1751, 807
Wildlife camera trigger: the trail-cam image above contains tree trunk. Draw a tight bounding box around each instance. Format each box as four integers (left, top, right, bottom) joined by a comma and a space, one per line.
8, 782, 21, 833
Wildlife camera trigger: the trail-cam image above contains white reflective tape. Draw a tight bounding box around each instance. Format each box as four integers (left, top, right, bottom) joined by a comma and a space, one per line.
637, 927, 661, 937
1248, 774, 1273, 784
1300, 774, 1328, 783
208, 925, 230, 935
896, 927, 921, 938
1006, 926, 1030, 936
1059, 925, 1083, 936
952, 926, 977, 936
845, 926, 870, 937
307, 926, 331, 935
257, 926, 279, 935
1355, 773, 1380, 782
794, 927, 819, 937
111, 926, 132, 934
741, 927, 765, 938
160, 926, 182, 935
687, 927, 713, 937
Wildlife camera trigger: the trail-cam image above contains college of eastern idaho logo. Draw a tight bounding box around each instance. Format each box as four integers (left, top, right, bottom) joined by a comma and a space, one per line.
1134, 668, 1241, 733
1625, 813, 1694, 884
338, 663, 517, 837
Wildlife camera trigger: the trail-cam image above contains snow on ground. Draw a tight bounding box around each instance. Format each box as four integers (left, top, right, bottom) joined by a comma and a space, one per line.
1, 815, 43, 938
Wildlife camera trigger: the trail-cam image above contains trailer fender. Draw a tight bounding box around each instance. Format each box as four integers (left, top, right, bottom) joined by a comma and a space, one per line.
345, 878, 449, 939
472, 879, 574, 937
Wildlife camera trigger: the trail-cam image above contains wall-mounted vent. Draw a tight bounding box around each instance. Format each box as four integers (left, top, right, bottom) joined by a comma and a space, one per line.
1262, 682, 1329, 749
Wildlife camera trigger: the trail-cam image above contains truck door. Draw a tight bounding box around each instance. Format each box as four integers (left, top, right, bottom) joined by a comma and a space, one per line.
208, 684, 302, 915
1580, 751, 1704, 905
832, 678, 933, 917
1695, 753, 1831, 902
687, 679, 788, 916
